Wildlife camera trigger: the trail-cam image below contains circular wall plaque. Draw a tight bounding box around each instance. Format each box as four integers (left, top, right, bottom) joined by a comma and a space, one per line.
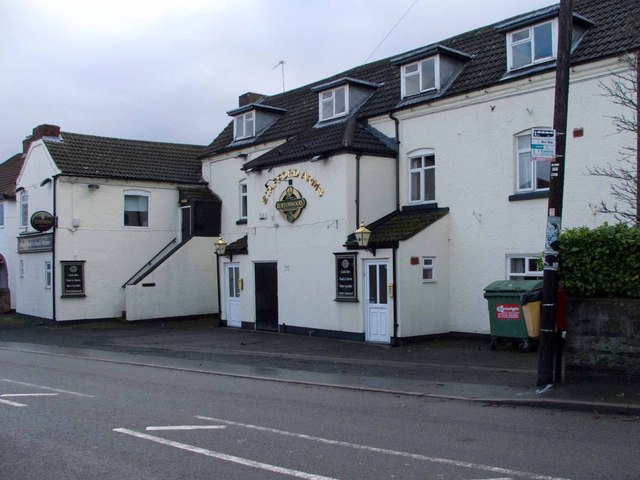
30, 211, 55, 232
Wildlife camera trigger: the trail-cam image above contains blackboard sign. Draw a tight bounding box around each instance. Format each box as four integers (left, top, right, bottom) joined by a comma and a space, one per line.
61, 261, 85, 297
334, 253, 357, 302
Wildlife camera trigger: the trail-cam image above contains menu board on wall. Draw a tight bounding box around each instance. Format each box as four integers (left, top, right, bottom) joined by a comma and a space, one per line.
334, 253, 357, 302
61, 261, 85, 297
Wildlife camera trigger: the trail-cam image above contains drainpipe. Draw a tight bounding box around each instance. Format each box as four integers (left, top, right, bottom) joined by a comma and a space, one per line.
52, 176, 58, 322
355, 153, 361, 227
389, 113, 401, 344
389, 112, 400, 212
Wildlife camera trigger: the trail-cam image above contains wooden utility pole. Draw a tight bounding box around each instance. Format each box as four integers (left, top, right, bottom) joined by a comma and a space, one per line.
536, 0, 573, 387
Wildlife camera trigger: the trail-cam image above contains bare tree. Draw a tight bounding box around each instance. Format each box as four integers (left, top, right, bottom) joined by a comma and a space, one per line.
589, 52, 639, 224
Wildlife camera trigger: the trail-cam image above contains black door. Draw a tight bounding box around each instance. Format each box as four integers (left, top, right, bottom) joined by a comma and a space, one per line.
255, 262, 278, 331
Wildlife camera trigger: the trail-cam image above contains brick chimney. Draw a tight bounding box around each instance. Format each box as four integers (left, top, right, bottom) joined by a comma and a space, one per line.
238, 92, 265, 107
22, 124, 61, 154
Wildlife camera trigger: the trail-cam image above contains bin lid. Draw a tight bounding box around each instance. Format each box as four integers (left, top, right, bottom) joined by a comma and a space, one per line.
483, 279, 543, 295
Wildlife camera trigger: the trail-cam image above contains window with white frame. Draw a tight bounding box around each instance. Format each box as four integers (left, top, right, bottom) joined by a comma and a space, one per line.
234, 111, 255, 140
319, 85, 347, 121
124, 191, 149, 227
507, 19, 557, 71
409, 151, 436, 204
507, 255, 543, 280
45, 261, 52, 289
422, 257, 436, 282
239, 179, 248, 220
516, 132, 550, 193
20, 190, 28, 227
402, 56, 438, 97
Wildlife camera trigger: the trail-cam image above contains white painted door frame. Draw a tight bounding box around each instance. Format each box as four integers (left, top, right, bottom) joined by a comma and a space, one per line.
363, 258, 392, 344
225, 263, 241, 328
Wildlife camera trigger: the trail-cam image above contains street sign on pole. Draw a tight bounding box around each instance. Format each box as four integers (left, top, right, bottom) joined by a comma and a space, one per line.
531, 128, 556, 162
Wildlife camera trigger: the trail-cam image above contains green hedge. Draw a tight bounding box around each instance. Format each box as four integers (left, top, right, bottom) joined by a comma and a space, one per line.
561, 223, 640, 297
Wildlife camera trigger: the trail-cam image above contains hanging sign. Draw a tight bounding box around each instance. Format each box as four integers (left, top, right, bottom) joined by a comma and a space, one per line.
531, 129, 556, 162
275, 186, 306, 223
30, 211, 54, 232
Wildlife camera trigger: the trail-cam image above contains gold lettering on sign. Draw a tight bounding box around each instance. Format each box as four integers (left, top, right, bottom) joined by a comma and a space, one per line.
262, 169, 325, 204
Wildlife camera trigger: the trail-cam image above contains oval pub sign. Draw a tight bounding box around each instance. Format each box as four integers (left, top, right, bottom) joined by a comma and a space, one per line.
30, 211, 55, 232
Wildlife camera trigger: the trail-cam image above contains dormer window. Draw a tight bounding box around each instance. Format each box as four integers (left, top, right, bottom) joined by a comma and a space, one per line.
392, 46, 471, 101
507, 19, 557, 70
320, 86, 348, 121
228, 103, 286, 143
234, 111, 255, 140
402, 56, 439, 97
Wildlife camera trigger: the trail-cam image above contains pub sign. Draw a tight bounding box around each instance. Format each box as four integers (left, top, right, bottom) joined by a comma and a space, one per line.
334, 253, 358, 302
61, 261, 86, 297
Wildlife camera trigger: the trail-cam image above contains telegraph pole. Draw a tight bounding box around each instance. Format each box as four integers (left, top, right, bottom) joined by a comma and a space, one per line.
536, 0, 573, 387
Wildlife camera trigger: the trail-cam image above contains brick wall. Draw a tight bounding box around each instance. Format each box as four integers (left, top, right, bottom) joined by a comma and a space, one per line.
565, 297, 640, 377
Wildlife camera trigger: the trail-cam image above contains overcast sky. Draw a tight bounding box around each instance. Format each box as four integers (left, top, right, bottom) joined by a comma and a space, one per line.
0, 0, 557, 161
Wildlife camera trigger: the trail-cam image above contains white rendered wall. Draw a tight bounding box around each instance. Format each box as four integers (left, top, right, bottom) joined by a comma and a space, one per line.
124, 236, 218, 321
14, 142, 58, 318
392, 57, 626, 334
54, 177, 183, 321
395, 214, 451, 337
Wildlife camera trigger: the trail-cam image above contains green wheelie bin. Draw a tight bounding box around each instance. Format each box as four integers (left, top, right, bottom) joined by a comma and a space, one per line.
483, 280, 543, 352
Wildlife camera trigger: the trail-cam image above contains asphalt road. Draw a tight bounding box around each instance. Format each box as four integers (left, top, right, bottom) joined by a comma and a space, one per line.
1, 348, 638, 480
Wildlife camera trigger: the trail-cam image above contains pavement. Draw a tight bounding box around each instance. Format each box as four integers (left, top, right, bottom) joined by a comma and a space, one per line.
1, 313, 639, 415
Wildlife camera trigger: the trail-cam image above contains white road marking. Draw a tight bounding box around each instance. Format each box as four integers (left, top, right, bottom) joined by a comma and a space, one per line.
1, 393, 59, 398
2, 379, 94, 397
0, 398, 27, 407
113, 428, 339, 480
196, 416, 572, 480
146, 425, 226, 431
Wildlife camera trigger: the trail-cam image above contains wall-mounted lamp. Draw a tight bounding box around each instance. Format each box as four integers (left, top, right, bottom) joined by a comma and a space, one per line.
354, 220, 371, 248
88, 184, 100, 190
214, 235, 227, 256
310, 154, 326, 162
236, 153, 248, 159
40, 178, 52, 187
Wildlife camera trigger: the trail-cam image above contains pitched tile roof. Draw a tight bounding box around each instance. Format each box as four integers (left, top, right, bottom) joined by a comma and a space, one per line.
243, 117, 396, 171
367, 207, 450, 246
0, 153, 25, 199
178, 186, 221, 203
44, 132, 206, 184
201, 0, 639, 168
226, 235, 248, 255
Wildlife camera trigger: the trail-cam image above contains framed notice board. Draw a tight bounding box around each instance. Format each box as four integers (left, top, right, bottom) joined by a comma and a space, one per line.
334, 253, 358, 302
61, 261, 86, 297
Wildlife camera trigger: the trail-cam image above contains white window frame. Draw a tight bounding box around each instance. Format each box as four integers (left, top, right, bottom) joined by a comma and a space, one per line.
422, 257, 436, 282
239, 179, 248, 220
20, 190, 29, 227
123, 190, 150, 227
507, 19, 557, 71
319, 85, 348, 121
507, 255, 543, 280
515, 130, 551, 193
401, 56, 440, 98
234, 111, 255, 140
45, 261, 52, 289
408, 150, 436, 205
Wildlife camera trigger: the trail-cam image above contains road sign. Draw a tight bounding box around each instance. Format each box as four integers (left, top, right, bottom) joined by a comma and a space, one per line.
531, 128, 556, 162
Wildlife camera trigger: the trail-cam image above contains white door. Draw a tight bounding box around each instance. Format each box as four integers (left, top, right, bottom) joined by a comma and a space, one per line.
225, 263, 241, 328
364, 259, 392, 343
